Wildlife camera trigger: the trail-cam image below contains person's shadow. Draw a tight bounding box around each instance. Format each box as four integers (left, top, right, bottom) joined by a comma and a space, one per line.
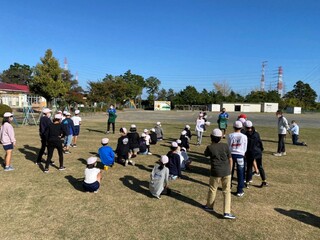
275, 208, 320, 228
119, 175, 152, 198
65, 175, 85, 192
18, 144, 39, 163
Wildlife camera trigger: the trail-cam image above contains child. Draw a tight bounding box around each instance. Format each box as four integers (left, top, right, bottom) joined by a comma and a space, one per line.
62, 112, 75, 154
177, 139, 192, 171
289, 120, 307, 146
180, 130, 190, 151
36, 108, 52, 164
143, 129, 152, 155
184, 125, 192, 140
195, 113, 205, 145
166, 142, 182, 180
139, 133, 148, 155
149, 155, 171, 199
154, 122, 164, 141
44, 114, 67, 173
83, 156, 102, 193
115, 127, 134, 166
149, 128, 157, 145
244, 120, 268, 188
98, 138, 115, 167
202, 128, 235, 219
71, 109, 82, 147
0, 112, 16, 171
127, 124, 140, 158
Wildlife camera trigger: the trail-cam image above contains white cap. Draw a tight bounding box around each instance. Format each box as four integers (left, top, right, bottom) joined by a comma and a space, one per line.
130, 124, 136, 128
65, 112, 71, 116
63, 111, 68, 115
156, 122, 161, 126
42, 108, 51, 114
160, 155, 169, 164
212, 128, 223, 137
233, 120, 243, 129
150, 128, 155, 132
199, 113, 204, 117
176, 139, 182, 144
120, 127, 127, 134
143, 129, 148, 133
101, 138, 109, 144
54, 114, 62, 119
75, 110, 80, 114
171, 142, 178, 148
3, 112, 13, 117
87, 156, 97, 165
245, 120, 253, 128
181, 130, 187, 135
185, 125, 190, 129
141, 133, 147, 137
57, 110, 62, 113
238, 118, 246, 124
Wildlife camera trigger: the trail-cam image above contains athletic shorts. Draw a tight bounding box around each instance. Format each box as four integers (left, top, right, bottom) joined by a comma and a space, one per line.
3, 144, 14, 150
74, 126, 80, 136
83, 181, 100, 192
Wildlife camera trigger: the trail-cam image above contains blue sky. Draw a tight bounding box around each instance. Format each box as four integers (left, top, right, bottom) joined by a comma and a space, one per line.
1, 0, 319, 99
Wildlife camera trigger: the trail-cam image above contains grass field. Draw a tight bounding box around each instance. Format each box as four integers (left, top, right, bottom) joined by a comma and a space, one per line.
0, 112, 319, 240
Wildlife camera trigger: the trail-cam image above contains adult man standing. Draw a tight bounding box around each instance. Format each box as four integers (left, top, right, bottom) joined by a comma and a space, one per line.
273, 110, 290, 156
228, 121, 247, 197
202, 128, 235, 219
36, 108, 52, 164
106, 105, 117, 134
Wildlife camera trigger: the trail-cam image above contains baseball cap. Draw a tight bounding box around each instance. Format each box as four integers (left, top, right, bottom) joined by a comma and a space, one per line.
65, 112, 71, 116
238, 113, 247, 119
245, 120, 253, 128
171, 142, 178, 148
130, 124, 136, 128
199, 113, 204, 117
150, 128, 155, 132
54, 114, 62, 119
181, 130, 187, 135
233, 120, 243, 129
87, 156, 97, 165
160, 155, 169, 164
63, 111, 68, 115
120, 127, 127, 134
143, 129, 148, 133
101, 138, 109, 144
212, 128, 223, 137
176, 139, 182, 144
42, 108, 51, 114
156, 122, 161, 126
185, 125, 190, 129
3, 112, 13, 117
238, 118, 246, 124
75, 110, 80, 114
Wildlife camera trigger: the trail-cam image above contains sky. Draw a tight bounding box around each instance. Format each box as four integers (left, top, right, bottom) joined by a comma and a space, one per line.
0, 0, 319, 99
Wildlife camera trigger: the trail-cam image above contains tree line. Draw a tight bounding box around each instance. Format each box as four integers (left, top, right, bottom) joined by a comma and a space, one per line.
0, 49, 318, 110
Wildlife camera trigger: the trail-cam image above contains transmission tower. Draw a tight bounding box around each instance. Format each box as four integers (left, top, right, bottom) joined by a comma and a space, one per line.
260, 61, 268, 91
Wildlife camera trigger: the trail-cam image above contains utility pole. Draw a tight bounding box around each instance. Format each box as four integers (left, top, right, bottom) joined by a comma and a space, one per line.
277, 66, 283, 97
260, 61, 268, 91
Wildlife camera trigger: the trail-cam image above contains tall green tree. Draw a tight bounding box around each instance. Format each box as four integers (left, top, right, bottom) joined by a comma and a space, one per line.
121, 70, 145, 105
284, 80, 317, 109
0, 62, 33, 84
145, 76, 161, 105
29, 49, 70, 107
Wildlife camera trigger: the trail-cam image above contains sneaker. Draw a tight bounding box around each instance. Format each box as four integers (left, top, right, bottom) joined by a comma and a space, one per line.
281, 152, 287, 156
72, 144, 77, 148
124, 160, 129, 167
43, 169, 49, 173
254, 172, 260, 177
35, 161, 42, 165
237, 192, 244, 197
273, 153, 282, 157
224, 213, 236, 219
260, 182, 269, 187
147, 152, 153, 155
4, 166, 14, 171
64, 151, 70, 154
202, 205, 214, 212
130, 160, 135, 166
59, 166, 66, 171
106, 131, 110, 134
245, 183, 250, 189
50, 161, 55, 166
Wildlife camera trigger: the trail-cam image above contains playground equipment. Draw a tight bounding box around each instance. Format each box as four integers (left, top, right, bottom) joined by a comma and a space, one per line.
22, 104, 37, 125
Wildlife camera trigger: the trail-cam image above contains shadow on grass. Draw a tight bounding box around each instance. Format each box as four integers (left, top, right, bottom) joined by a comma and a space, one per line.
135, 163, 153, 172
86, 128, 105, 134
19, 144, 39, 163
65, 175, 85, 192
186, 165, 210, 177
275, 208, 320, 228
262, 139, 278, 143
119, 175, 153, 198
181, 175, 208, 187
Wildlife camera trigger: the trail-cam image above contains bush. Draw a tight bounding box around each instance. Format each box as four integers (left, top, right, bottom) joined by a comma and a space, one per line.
0, 104, 12, 117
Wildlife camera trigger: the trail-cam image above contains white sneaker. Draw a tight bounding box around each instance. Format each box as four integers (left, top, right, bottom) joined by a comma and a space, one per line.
273, 153, 282, 157
281, 152, 287, 156
147, 152, 153, 155
130, 160, 135, 166
124, 160, 129, 166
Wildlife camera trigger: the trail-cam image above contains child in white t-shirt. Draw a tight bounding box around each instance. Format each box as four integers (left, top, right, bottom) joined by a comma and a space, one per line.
83, 157, 102, 193
143, 129, 152, 155
71, 110, 82, 147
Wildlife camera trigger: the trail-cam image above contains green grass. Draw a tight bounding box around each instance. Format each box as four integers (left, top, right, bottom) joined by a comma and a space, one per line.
0, 113, 319, 240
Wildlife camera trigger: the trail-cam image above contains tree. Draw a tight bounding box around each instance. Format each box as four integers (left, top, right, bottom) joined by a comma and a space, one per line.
284, 80, 317, 109
175, 86, 200, 105
145, 76, 161, 104
245, 90, 281, 103
61, 70, 85, 108
0, 63, 33, 85
29, 49, 70, 107
121, 70, 145, 105
213, 80, 231, 97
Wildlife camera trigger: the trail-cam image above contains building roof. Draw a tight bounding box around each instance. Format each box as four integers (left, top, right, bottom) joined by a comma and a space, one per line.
0, 82, 29, 93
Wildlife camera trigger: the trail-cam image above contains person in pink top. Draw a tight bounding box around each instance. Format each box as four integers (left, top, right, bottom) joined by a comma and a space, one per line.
0, 112, 16, 171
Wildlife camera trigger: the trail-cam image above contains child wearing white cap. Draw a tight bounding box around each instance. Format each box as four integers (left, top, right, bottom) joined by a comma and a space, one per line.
83, 157, 102, 193
61, 112, 75, 154
143, 129, 152, 155
195, 114, 205, 145
149, 128, 157, 145
36, 108, 52, 164
138, 133, 148, 155
127, 124, 140, 158
0, 112, 16, 171
154, 122, 164, 141
71, 110, 81, 147
166, 142, 182, 180
98, 138, 115, 167
149, 155, 171, 199
184, 125, 192, 140
115, 127, 134, 166
179, 130, 190, 151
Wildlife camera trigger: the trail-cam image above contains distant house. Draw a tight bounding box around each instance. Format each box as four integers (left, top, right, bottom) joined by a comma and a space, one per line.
0, 82, 46, 109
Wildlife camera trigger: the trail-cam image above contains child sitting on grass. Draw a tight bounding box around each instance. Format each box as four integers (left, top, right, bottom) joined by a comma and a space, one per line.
83, 156, 102, 193
98, 138, 115, 167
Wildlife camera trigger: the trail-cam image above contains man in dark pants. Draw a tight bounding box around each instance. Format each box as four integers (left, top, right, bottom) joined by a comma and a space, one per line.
36, 108, 52, 164
273, 110, 290, 157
